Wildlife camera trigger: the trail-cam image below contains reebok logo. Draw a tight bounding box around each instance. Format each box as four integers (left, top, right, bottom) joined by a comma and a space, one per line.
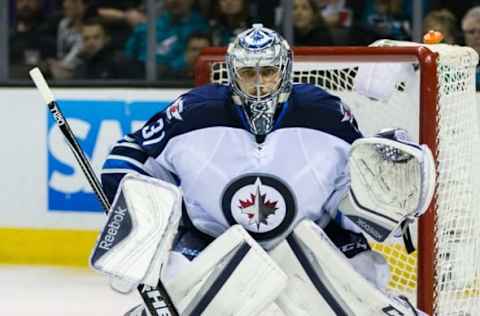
99, 206, 128, 250
90, 191, 133, 267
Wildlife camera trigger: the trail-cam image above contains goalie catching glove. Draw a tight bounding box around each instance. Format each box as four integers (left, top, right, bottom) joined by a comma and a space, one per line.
340, 128, 436, 242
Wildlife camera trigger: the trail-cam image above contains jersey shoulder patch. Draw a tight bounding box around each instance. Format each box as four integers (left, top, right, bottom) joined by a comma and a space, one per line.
170, 84, 231, 120
133, 84, 240, 157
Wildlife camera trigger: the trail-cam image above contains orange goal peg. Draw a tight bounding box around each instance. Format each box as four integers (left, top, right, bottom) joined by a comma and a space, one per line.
423, 30, 444, 44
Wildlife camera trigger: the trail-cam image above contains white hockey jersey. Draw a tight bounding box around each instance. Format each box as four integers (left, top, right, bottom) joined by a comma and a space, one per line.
101, 83, 363, 249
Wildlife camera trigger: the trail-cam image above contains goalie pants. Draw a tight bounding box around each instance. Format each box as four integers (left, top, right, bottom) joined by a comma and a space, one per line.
172, 219, 371, 262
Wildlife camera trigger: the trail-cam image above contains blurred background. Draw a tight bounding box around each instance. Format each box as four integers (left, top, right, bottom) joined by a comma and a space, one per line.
4, 0, 480, 84
2, 0, 480, 314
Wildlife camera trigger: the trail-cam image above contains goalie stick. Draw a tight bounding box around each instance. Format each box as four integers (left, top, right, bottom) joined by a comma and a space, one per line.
29, 67, 179, 316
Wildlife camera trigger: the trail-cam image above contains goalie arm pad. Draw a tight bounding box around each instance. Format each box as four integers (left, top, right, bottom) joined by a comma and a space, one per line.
341, 128, 436, 241
90, 174, 182, 291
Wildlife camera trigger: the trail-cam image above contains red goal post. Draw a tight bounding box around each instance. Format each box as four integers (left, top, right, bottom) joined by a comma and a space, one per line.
194, 44, 480, 315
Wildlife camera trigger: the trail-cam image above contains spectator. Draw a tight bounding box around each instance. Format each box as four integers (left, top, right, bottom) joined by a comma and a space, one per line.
94, 0, 145, 51
124, 0, 209, 75
462, 6, 480, 90
362, 0, 411, 41
209, 0, 251, 46
345, 0, 367, 26
8, 0, 56, 27
293, 0, 334, 46
9, 0, 56, 79
164, 32, 212, 80
423, 9, 459, 44
429, 0, 471, 25
183, 33, 212, 78
47, 0, 91, 80
73, 18, 125, 79
250, 0, 278, 28
318, 0, 352, 28
312, 0, 373, 45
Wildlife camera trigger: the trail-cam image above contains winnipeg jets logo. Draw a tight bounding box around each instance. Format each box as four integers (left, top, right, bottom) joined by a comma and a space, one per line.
339, 101, 353, 123
238, 178, 279, 230
222, 174, 296, 240
166, 97, 184, 121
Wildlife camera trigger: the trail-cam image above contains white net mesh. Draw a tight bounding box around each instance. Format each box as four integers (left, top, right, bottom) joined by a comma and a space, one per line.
432, 44, 480, 315
200, 42, 480, 315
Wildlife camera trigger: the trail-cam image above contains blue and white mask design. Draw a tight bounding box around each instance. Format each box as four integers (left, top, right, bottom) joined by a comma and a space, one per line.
226, 24, 293, 135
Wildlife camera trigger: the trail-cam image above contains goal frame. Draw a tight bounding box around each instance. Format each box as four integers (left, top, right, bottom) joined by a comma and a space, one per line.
195, 46, 439, 314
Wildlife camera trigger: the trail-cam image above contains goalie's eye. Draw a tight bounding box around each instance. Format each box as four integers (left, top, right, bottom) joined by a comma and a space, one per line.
237, 67, 257, 79
237, 66, 280, 80
259, 66, 279, 77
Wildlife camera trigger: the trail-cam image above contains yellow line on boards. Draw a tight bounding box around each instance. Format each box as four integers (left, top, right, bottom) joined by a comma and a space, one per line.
0, 228, 99, 267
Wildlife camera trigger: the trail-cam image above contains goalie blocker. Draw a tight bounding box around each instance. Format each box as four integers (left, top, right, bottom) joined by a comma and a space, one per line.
90, 174, 182, 291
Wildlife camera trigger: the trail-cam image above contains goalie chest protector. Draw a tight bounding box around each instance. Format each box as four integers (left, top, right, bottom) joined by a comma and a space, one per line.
122, 84, 363, 247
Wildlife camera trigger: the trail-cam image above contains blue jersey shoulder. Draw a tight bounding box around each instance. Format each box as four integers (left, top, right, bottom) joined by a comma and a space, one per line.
283, 83, 362, 143
290, 84, 342, 113
132, 84, 240, 157
162, 84, 232, 121
182, 84, 231, 109
141, 83, 229, 122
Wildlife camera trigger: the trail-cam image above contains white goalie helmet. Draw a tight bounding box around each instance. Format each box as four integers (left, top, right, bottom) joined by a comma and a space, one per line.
226, 24, 293, 135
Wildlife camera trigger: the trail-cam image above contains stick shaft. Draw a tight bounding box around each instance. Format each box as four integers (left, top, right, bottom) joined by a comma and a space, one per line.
29, 67, 179, 316
48, 99, 111, 212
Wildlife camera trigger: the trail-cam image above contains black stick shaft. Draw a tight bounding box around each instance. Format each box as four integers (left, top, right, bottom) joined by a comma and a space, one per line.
48, 101, 111, 212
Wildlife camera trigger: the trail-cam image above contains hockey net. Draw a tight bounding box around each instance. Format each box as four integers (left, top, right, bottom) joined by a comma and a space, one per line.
195, 42, 480, 315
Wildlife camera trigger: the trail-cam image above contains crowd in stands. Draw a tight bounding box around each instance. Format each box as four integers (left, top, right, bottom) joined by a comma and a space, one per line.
7, 0, 480, 87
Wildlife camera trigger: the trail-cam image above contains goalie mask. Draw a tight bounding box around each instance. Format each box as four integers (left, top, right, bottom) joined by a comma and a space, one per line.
226, 24, 293, 135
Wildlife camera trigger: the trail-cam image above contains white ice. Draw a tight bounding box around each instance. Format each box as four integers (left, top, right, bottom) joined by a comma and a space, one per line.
0, 265, 143, 316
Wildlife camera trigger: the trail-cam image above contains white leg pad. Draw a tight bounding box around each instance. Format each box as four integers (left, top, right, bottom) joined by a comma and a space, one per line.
258, 302, 288, 316
348, 250, 390, 290
270, 219, 423, 316
164, 225, 288, 316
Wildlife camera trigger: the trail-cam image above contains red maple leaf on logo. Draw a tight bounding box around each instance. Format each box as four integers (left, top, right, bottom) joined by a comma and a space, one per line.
238, 189, 278, 228
239, 194, 256, 219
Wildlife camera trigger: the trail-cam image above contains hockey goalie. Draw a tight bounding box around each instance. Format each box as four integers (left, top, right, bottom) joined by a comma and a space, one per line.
90, 24, 435, 316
